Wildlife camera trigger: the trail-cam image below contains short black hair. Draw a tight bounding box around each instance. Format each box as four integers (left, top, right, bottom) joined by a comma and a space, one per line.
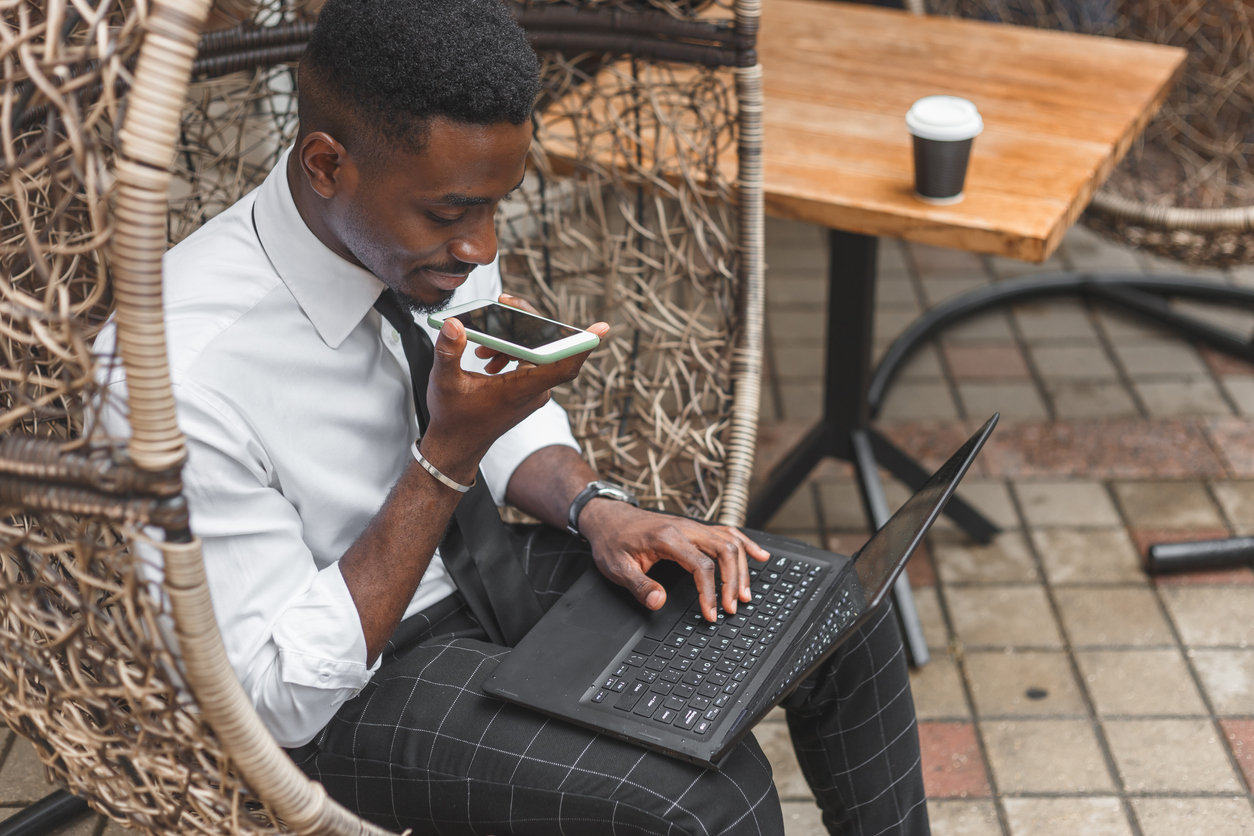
298, 0, 540, 159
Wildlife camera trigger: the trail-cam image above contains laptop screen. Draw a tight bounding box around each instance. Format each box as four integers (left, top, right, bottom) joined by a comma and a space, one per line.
852, 417, 993, 611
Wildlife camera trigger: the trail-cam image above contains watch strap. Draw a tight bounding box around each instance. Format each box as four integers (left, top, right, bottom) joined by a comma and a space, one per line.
566, 480, 639, 537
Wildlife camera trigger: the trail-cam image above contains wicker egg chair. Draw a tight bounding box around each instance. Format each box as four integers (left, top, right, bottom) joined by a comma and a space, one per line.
0, 1, 764, 835
866, 0, 1254, 418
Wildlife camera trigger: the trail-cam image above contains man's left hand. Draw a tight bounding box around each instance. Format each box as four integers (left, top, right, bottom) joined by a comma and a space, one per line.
578, 500, 771, 622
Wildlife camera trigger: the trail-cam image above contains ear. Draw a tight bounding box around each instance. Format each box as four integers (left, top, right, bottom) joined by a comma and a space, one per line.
298, 131, 355, 200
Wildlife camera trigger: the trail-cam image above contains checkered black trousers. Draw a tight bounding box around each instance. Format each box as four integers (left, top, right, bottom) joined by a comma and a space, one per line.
289, 526, 929, 836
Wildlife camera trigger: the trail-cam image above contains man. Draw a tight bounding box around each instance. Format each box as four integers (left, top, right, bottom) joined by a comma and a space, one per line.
98, 1, 929, 833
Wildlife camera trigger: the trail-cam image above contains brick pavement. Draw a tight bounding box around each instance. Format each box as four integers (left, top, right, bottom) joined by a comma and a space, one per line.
759, 217, 1254, 836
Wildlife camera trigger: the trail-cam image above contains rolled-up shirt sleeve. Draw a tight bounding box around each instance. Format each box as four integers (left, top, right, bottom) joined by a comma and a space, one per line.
170, 381, 376, 747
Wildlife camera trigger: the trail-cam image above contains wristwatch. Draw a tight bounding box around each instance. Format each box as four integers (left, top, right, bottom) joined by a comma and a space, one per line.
566, 480, 639, 537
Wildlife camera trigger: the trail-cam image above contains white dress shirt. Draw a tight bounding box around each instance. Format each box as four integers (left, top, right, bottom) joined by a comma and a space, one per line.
94, 148, 580, 747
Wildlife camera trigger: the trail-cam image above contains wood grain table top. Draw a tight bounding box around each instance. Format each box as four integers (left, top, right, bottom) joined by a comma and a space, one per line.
759, 0, 1187, 261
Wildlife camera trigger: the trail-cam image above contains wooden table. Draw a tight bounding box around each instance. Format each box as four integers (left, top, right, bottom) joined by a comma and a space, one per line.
744, 0, 1186, 663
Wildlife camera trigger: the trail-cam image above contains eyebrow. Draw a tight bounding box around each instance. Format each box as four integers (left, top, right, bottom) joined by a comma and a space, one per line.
434, 174, 527, 207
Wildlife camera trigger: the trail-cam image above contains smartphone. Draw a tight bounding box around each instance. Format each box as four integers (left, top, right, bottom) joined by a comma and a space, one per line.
428, 300, 600, 365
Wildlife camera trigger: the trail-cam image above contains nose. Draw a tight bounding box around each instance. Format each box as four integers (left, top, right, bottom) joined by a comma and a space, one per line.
449, 211, 498, 266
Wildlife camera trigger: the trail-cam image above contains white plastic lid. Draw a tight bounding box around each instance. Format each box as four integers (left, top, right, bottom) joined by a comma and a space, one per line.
906, 96, 983, 142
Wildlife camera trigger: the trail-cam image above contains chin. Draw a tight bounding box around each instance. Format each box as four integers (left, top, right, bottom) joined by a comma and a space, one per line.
396, 288, 456, 317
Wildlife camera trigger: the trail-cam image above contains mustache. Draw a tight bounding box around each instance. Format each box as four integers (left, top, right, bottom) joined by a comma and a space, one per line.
415, 259, 475, 277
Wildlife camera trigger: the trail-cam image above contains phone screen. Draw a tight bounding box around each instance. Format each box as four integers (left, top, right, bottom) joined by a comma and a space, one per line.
453, 303, 584, 349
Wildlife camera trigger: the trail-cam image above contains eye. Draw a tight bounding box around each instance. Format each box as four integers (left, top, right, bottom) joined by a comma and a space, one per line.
427, 211, 465, 225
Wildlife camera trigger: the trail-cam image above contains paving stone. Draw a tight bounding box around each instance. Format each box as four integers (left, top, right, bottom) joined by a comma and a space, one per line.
764, 487, 819, 532
1012, 301, 1098, 343
898, 344, 946, 381
1192, 649, 1254, 715
1219, 719, 1254, 790
0, 736, 56, 805
779, 382, 823, 420
767, 278, 827, 305
1113, 481, 1225, 528
1201, 346, 1254, 377
1048, 381, 1140, 419
946, 586, 1062, 649
932, 531, 1038, 584
769, 312, 826, 343
913, 585, 950, 651
917, 722, 991, 798
981, 719, 1114, 793
910, 653, 970, 721
1029, 345, 1118, 382
877, 277, 919, 306
1104, 718, 1241, 792
927, 800, 1002, 836
1222, 378, 1254, 417
1161, 586, 1254, 646
965, 650, 1086, 717
942, 312, 1016, 344
957, 383, 1048, 421
781, 800, 826, 836
1061, 225, 1141, 270
1096, 309, 1163, 341
1054, 587, 1175, 647
1212, 481, 1254, 534
876, 308, 922, 344
943, 345, 1030, 381
878, 237, 912, 277
953, 481, 1020, 530
923, 278, 992, 308
1030, 528, 1145, 584
879, 382, 961, 422
1112, 339, 1210, 377
906, 541, 938, 587
1206, 416, 1254, 478
910, 243, 986, 280
755, 721, 812, 800
771, 345, 825, 380
1131, 798, 1254, 836
766, 247, 827, 275
1013, 481, 1121, 528
1002, 797, 1133, 836
0, 808, 101, 836
1136, 378, 1231, 418
1076, 649, 1207, 716
816, 482, 863, 529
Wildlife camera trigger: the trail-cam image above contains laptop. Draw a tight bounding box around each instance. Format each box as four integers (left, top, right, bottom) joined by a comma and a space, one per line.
483, 414, 998, 768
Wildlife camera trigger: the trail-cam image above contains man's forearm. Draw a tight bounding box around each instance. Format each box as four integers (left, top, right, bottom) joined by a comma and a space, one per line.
504, 444, 600, 529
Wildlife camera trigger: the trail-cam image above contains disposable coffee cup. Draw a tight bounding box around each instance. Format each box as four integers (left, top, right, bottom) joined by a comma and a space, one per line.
906, 96, 983, 205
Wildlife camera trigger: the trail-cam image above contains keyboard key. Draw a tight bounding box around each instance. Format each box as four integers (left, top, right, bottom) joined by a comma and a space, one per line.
751, 581, 773, 595
770, 557, 790, 572
657, 646, 677, 660
751, 645, 765, 657
704, 707, 720, 721
767, 592, 787, 605
673, 684, 695, 699
693, 660, 714, 674
707, 672, 728, 687
615, 665, 629, 677
665, 634, 687, 648
633, 639, 660, 655
660, 669, 682, 683
724, 681, 740, 695
679, 646, 700, 660
732, 669, 747, 681
727, 614, 748, 627
733, 637, 754, 650
592, 690, 608, 703
603, 677, 618, 689
637, 670, 658, 683
671, 658, 692, 671
714, 694, 730, 707
700, 648, 722, 662
690, 696, 711, 710
726, 648, 745, 662
690, 635, 710, 648
645, 658, 668, 672
663, 696, 687, 711
697, 683, 720, 698
717, 624, 741, 639
634, 692, 664, 717
682, 672, 704, 686
694, 719, 712, 735
650, 681, 673, 695
675, 707, 701, 730
715, 659, 737, 674
615, 681, 649, 711
696, 622, 719, 635
612, 680, 628, 692
625, 654, 647, 667
711, 637, 732, 651
656, 708, 678, 724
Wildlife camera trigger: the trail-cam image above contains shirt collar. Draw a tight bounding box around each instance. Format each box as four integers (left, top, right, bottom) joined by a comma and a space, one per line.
253, 147, 386, 349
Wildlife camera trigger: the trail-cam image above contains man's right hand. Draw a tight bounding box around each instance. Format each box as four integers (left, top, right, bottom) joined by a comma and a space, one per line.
418, 314, 610, 484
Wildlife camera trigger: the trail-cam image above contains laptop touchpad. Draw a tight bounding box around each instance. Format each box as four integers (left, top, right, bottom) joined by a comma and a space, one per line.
563, 581, 643, 638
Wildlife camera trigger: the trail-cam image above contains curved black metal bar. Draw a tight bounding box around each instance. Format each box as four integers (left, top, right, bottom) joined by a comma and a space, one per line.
0, 791, 88, 836
867, 272, 1254, 418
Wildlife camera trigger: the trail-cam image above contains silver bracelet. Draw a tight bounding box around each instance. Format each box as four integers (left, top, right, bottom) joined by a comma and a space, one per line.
411, 441, 475, 493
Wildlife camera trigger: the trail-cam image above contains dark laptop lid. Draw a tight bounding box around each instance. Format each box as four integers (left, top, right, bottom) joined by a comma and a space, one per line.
851, 412, 999, 614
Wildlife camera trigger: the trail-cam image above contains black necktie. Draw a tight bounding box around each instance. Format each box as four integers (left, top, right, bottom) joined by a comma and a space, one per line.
373, 288, 544, 647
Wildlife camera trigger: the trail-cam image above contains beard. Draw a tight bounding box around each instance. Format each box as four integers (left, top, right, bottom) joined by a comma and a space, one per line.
395, 286, 456, 317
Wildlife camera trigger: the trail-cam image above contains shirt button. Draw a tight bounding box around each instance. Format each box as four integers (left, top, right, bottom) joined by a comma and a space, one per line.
390, 329, 400, 343
320, 671, 330, 680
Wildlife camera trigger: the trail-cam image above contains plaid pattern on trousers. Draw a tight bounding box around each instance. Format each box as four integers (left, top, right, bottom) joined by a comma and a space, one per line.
288, 525, 930, 836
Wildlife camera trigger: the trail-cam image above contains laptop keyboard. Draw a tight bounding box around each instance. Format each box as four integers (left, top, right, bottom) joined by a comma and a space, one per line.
589, 554, 824, 737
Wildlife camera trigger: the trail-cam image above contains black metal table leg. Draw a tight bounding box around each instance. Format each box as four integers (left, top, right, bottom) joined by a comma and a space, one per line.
747, 229, 981, 667
0, 790, 89, 836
